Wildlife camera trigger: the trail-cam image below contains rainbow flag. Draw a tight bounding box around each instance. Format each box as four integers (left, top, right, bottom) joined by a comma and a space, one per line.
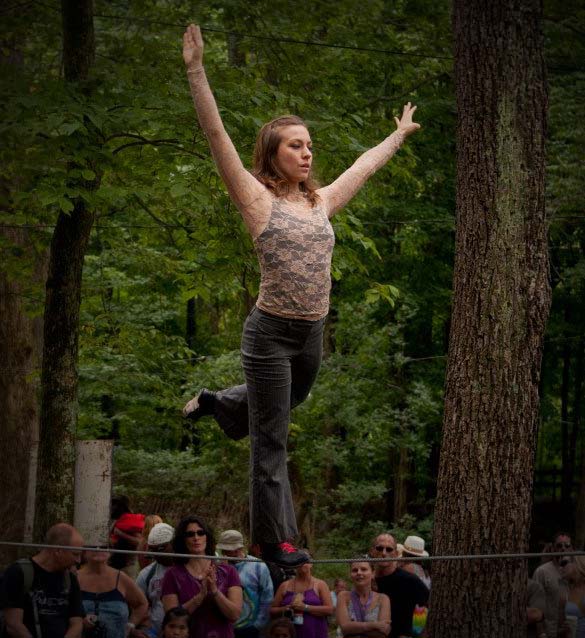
412, 605, 428, 636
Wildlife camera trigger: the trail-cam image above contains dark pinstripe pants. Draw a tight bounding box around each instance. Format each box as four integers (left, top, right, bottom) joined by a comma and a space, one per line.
213, 306, 325, 544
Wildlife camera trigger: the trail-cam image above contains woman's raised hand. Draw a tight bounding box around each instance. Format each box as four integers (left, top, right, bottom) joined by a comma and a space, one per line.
183, 23, 204, 70
394, 102, 420, 137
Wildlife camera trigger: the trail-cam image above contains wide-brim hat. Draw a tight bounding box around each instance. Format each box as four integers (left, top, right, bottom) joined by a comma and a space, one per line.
217, 529, 245, 551
398, 535, 429, 558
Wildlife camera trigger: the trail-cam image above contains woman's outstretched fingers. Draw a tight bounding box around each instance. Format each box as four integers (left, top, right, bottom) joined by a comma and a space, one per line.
183, 23, 204, 69
395, 102, 420, 136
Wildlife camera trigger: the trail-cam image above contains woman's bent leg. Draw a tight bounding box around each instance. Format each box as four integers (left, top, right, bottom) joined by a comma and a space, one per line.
213, 384, 250, 440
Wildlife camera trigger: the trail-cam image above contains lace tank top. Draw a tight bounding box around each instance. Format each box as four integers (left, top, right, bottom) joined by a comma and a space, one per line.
254, 199, 335, 320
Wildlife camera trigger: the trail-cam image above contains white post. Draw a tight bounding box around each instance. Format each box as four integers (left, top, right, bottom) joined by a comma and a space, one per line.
74, 440, 113, 545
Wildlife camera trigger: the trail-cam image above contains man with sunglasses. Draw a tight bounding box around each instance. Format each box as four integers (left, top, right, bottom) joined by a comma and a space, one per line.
136, 523, 175, 637
533, 532, 573, 638
370, 533, 429, 638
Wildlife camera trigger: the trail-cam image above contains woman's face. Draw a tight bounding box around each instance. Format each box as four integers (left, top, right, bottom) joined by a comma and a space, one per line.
334, 579, 348, 593
164, 618, 189, 638
184, 522, 207, 555
295, 562, 312, 577
350, 562, 374, 586
86, 548, 110, 564
274, 125, 313, 185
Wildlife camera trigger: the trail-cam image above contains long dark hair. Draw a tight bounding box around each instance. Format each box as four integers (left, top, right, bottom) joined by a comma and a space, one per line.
252, 115, 320, 206
173, 515, 215, 564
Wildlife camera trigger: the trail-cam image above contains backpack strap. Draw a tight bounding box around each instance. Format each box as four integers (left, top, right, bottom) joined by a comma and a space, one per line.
144, 562, 157, 594
15, 559, 34, 594
15, 560, 41, 638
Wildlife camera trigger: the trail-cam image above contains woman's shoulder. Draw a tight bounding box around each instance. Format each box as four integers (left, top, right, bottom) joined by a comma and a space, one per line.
161, 563, 185, 581
117, 568, 142, 592
337, 590, 351, 603
218, 562, 241, 585
279, 577, 294, 592
314, 577, 330, 590
375, 592, 390, 605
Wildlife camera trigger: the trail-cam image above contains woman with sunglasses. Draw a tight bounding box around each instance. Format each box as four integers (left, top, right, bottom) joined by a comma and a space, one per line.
161, 516, 243, 638
336, 558, 390, 638
180, 24, 420, 570
77, 545, 148, 638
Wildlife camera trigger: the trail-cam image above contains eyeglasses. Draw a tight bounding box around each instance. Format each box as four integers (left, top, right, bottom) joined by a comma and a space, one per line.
375, 545, 396, 553
555, 542, 572, 549
185, 530, 207, 538
559, 558, 573, 567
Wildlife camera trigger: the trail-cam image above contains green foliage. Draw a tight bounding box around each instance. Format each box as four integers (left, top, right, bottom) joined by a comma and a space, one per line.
2, 0, 582, 554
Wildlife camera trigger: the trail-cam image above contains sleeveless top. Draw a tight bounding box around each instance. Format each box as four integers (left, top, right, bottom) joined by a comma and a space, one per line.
347, 593, 382, 623
254, 199, 335, 321
281, 581, 328, 638
81, 570, 129, 638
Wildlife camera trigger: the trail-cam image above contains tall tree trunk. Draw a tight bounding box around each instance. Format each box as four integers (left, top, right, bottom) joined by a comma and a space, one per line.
0, 38, 47, 566
34, 0, 97, 537
0, 228, 47, 566
428, 1, 550, 636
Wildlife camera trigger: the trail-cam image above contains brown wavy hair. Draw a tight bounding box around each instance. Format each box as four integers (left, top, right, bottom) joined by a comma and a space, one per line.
252, 115, 320, 207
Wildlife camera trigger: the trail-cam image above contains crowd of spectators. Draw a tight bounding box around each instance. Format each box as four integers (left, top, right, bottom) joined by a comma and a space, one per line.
0, 514, 582, 638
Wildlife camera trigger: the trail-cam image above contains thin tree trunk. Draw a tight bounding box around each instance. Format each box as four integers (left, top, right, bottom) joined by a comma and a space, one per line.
572, 338, 584, 547
568, 338, 583, 497
186, 296, 196, 361
560, 310, 572, 510
34, 0, 97, 537
393, 447, 409, 522
429, 1, 550, 636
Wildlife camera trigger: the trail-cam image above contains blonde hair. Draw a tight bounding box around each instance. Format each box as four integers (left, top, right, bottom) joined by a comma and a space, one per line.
252, 115, 320, 206
574, 555, 585, 582
142, 514, 163, 541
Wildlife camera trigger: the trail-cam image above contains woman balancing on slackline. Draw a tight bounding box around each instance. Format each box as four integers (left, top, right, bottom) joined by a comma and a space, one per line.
181, 23, 420, 568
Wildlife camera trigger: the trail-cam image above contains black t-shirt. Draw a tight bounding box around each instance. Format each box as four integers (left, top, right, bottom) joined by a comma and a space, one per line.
376, 569, 429, 638
0, 559, 84, 638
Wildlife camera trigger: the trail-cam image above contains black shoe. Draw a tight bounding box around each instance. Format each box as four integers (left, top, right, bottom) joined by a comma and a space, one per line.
261, 542, 310, 568
183, 389, 215, 421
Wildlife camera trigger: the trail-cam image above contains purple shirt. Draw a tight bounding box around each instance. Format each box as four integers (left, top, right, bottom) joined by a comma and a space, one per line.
161, 564, 241, 638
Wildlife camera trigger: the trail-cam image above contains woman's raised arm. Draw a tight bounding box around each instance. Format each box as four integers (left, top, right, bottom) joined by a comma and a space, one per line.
183, 24, 269, 233
317, 103, 420, 218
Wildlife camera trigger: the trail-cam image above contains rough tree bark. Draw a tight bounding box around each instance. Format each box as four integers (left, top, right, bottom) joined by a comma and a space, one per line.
33, 0, 98, 537
428, 1, 550, 636
0, 39, 48, 566
0, 228, 47, 566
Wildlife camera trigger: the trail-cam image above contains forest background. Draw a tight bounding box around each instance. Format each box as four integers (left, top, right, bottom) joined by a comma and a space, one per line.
1, 0, 583, 577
